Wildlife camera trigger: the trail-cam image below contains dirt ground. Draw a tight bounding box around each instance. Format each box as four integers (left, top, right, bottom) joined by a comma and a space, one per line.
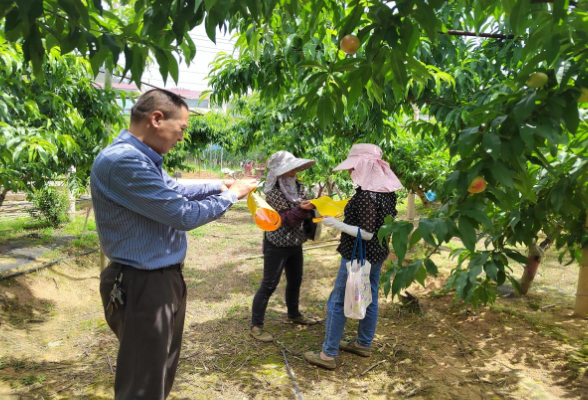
0, 203, 587, 399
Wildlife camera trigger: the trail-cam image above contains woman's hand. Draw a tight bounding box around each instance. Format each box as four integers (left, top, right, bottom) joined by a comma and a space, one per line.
300, 200, 315, 210
321, 216, 337, 227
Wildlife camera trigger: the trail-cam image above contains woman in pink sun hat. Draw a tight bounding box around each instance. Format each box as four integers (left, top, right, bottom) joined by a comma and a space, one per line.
304, 143, 402, 370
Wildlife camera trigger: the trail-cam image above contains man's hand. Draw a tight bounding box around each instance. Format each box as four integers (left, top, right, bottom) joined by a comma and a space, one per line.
221, 179, 235, 192
228, 178, 259, 199
300, 200, 315, 210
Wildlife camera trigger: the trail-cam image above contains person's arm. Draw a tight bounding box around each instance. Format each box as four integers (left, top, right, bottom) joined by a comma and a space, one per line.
162, 170, 223, 200
322, 192, 377, 240
266, 189, 310, 227
322, 218, 374, 240
107, 156, 237, 231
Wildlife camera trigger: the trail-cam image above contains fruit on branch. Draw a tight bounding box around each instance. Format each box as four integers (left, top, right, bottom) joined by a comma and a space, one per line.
468, 176, 487, 194
526, 72, 548, 88
340, 35, 360, 55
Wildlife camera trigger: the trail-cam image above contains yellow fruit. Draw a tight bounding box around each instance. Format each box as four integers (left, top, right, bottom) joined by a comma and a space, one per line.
340, 35, 360, 55
526, 72, 548, 88
468, 177, 487, 194
579, 87, 588, 102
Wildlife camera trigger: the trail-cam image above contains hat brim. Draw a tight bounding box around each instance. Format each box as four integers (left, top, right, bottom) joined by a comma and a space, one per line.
333, 157, 358, 171
276, 159, 315, 176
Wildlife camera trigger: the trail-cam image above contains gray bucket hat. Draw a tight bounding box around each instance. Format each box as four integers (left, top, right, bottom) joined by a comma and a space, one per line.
265, 151, 315, 191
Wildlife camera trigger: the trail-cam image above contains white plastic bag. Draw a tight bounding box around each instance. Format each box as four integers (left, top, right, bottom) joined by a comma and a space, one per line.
344, 229, 372, 319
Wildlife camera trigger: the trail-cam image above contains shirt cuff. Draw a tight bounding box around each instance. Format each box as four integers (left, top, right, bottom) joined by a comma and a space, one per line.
213, 182, 222, 193
219, 189, 239, 203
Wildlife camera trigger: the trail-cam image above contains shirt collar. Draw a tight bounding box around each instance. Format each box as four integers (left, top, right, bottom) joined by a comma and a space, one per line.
116, 129, 163, 170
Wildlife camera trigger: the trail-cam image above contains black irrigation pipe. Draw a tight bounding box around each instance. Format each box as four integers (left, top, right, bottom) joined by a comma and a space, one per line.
0, 247, 100, 281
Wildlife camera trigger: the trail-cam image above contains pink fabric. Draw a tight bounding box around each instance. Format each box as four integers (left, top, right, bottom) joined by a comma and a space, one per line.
333, 144, 403, 193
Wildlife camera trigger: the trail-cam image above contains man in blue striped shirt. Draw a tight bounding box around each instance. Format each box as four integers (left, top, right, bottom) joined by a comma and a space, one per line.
91, 89, 257, 400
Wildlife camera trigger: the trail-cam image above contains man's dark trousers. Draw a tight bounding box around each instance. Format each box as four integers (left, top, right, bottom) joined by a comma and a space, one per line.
100, 262, 187, 400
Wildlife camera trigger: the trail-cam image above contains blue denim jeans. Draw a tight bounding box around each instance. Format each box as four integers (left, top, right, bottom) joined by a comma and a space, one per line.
322, 257, 383, 357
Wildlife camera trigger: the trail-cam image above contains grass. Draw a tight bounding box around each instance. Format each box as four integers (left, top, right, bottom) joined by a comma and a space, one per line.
0, 204, 98, 249
0, 217, 31, 234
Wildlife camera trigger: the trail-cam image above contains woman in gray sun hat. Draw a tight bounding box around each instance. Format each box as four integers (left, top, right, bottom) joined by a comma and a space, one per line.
250, 150, 318, 342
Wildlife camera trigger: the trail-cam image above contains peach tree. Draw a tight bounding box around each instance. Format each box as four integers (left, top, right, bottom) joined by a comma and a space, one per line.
0, 43, 123, 207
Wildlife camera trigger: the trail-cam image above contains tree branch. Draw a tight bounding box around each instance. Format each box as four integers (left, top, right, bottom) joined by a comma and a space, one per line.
440, 30, 516, 40
440, 0, 576, 41
530, 0, 577, 6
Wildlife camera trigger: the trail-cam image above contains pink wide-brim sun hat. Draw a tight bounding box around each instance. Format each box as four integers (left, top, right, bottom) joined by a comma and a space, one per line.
333, 143, 403, 193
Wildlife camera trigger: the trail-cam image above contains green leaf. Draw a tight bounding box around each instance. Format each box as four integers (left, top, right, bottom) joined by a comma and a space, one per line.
391, 267, 408, 296
490, 162, 514, 188
23, 23, 44, 81
57, 0, 80, 21
92, 0, 104, 14
298, 60, 328, 71
457, 127, 480, 156
333, 58, 360, 72
503, 248, 528, 264
392, 221, 414, 265
417, 219, 437, 246
502, 0, 515, 14
510, 0, 530, 36
413, 0, 441, 40
460, 210, 492, 229
405, 56, 432, 83
484, 262, 498, 281
409, 228, 422, 248
482, 133, 501, 161
467, 252, 490, 283
389, 50, 408, 101
101, 33, 121, 66
317, 95, 333, 131
415, 264, 427, 287
424, 258, 438, 276
153, 47, 169, 84
167, 53, 179, 85
555, 58, 572, 86
562, 98, 579, 133
458, 216, 476, 252
204, 0, 218, 10
338, 5, 362, 38
383, 274, 392, 297
346, 68, 369, 108
553, 0, 568, 23
513, 92, 536, 124
205, 13, 217, 43
519, 124, 535, 147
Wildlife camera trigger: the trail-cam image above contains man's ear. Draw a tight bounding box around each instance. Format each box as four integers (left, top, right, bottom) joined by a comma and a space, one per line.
150, 110, 164, 127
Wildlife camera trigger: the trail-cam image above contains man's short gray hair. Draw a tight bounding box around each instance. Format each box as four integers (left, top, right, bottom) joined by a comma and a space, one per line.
130, 89, 189, 123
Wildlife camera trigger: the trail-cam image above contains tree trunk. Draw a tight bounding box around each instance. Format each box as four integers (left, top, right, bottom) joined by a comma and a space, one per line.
412, 186, 431, 207
66, 166, 76, 222
573, 213, 588, 317
333, 184, 344, 200
519, 225, 562, 295
326, 178, 334, 196
0, 186, 9, 209
317, 183, 325, 198
520, 244, 542, 295
406, 191, 416, 221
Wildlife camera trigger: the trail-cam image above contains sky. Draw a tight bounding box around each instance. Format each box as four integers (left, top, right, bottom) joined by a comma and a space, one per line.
140, 25, 236, 93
